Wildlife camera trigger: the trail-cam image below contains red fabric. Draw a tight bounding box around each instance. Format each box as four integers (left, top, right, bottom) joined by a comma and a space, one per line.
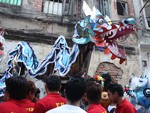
21, 99, 35, 113
0, 99, 28, 113
86, 104, 107, 113
33, 93, 66, 113
115, 99, 137, 113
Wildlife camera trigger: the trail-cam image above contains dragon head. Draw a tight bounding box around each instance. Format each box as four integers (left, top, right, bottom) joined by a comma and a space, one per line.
72, 12, 137, 64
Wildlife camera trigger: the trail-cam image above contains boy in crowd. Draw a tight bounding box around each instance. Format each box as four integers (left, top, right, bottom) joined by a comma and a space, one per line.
23, 80, 37, 113
34, 75, 66, 113
86, 81, 107, 113
107, 83, 137, 113
0, 76, 29, 113
46, 76, 87, 113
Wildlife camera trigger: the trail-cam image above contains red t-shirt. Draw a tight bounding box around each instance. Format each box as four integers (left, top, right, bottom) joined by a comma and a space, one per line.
21, 99, 35, 113
86, 104, 107, 113
0, 99, 28, 113
33, 93, 66, 113
115, 99, 137, 113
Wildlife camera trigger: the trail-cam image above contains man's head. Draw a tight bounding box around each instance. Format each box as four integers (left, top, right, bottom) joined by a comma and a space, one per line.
26, 80, 37, 101
5, 76, 29, 100
33, 88, 41, 103
107, 83, 124, 103
86, 81, 102, 104
65, 76, 86, 103
45, 75, 61, 92
101, 73, 112, 91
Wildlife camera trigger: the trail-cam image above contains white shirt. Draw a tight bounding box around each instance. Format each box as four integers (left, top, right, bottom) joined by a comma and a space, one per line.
107, 105, 116, 113
46, 104, 87, 113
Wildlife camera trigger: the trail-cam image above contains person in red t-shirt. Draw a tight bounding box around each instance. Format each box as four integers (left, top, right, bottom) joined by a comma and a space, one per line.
0, 76, 29, 113
86, 81, 107, 113
33, 75, 66, 113
107, 83, 137, 113
22, 99, 35, 113
22, 80, 37, 113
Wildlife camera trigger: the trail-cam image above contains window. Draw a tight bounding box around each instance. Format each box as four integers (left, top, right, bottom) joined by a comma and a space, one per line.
43, 0, 83, 17
141, 0, 150, 29
0, 0, 21, 6
117, 1, 128, 16
99, 0, 110, 16
43, 0, 69, 16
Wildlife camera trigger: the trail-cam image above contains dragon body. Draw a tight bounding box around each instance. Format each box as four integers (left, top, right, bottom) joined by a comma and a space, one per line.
0, 35, 79, 96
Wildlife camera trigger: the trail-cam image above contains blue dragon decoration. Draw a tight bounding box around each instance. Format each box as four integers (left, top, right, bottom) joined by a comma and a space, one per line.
0, 35, 79, 96
125, 73, 150, 113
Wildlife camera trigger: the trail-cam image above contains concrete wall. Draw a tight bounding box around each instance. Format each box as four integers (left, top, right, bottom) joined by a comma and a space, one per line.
22, 0, 43, 11
0, 14, 74, 38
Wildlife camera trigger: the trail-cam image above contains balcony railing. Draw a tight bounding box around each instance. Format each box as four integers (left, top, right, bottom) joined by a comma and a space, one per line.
43, 0, 83, 18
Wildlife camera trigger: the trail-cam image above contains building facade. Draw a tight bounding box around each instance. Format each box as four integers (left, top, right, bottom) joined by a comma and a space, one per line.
0, 0, 142, 86
0, 0, 84, 76
132, 0, 150, 75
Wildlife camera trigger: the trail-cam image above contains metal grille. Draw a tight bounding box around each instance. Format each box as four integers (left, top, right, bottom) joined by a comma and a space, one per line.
0, 0, 21, 6
43, 0, 83, 17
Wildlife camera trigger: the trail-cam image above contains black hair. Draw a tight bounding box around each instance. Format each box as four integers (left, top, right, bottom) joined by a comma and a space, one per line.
35, 88, 40, 97
86, 81, 102, 104
5, 76, 28, 100
86, 78, 96, 83
45, 75, 61, 91
66, 76, 86, 102
27, 80, 37, 94
107, 83, 124, 97
101, 73, 112, 91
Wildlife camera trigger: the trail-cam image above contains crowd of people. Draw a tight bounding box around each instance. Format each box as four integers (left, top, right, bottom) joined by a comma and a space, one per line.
0, 73, 137, 113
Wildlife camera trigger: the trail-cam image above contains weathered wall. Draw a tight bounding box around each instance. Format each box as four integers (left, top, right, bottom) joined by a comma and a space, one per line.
110, 0, 135, 20
0, 14, 74, 38
88, 50, 140, 86
22, 0, 43, 11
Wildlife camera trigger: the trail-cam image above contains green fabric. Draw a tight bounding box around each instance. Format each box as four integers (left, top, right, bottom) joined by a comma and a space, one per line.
0, 0, 21, 6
